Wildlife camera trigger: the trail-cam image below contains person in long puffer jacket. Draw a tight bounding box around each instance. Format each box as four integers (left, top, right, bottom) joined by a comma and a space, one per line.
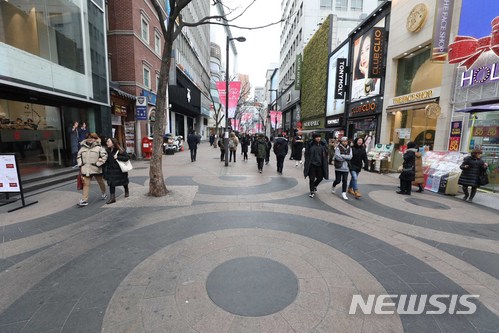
104, 138, 130, 204
77, 133, 108, 206
458, 148, 488, 202
397, 141, 417, 195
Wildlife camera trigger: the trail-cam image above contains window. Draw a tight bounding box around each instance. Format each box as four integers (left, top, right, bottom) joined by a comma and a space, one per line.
154, 31, 161, 54
335, 0, 348, 11
141, 16, 149, 43
143, 67, 151, 88
351, 0, 363, 11
320, 0, 332, 9
396, 49, 432, 96
156, 74, 160, 91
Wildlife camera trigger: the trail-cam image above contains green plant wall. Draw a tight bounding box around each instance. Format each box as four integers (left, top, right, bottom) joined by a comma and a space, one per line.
301, 16, 330, 122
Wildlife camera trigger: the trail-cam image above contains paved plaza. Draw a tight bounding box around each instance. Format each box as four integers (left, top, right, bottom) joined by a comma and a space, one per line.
0, 143, 498, 333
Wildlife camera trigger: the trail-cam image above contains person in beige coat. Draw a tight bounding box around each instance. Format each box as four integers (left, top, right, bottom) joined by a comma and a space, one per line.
77, 133, 108, 206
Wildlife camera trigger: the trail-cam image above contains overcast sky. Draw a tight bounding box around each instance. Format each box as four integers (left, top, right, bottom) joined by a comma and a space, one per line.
214, 0, 281, 89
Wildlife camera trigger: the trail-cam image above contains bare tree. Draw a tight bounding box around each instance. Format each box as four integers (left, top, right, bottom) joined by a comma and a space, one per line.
148, 0, 287, 197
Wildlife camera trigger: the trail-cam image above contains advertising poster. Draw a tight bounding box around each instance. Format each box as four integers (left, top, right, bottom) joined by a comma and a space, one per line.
448, 121, 462, 151
0, 154, 20, 193
326, 43, 349, 117
216, 81, 241, 119
269, 111, 282, 129
351, 19, 385, 101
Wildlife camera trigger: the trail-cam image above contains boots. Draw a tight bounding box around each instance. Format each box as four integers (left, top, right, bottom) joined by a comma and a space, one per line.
468, 187, 477, 202
462, 186, 469, 201
106, 194, 116, 204
347, 188, 356, 195
354, 190, 362, 198
417, 184, 424, 192
124, 187, 129, 198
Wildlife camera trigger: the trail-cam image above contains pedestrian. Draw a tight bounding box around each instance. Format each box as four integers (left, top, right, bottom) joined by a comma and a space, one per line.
218, 135, 225, 161
303, 133, 329, 198
347, 137, 368, 199
397, 141, 417, 195
79, 121, 89, 143
240, 133, 250, 161
331, 137, 352, 200
291, 135, 304, 166
265, 136, 272, 165
187, 129, 200, 162
458, 148, 488, 202
70, 120, 79, 168
328, 138, 338, 165
77, 133, 108, 206
104, 138, 130, 204
255, 133, 267, 173
273, 134, 289, 174
229, 132, 239, 162
209, 133, 215, 147
413, 145, 424, 192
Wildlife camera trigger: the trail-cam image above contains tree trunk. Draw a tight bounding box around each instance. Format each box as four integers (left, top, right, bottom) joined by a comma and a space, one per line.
148, 21, 174, 197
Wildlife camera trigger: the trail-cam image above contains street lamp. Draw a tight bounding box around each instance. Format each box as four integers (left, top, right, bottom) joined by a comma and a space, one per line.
225, 36, 246, 166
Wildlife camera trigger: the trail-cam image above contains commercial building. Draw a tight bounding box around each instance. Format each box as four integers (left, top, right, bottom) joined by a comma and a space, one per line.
0, 0, 109, 174
278, 0, 384, 137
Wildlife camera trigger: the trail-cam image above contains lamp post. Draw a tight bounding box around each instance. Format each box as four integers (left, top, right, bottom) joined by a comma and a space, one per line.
225, 35, 246, 166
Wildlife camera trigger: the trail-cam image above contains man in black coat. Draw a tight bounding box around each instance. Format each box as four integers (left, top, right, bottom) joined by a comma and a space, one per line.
303, 133, 329, 198
273, 134, 289, 174
397, 141, 417, 195
187, 130, 200, 162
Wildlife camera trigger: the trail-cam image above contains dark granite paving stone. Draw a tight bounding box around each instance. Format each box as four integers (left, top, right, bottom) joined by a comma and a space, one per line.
219, 176, 247, 181
413, 237, 499, 280
0, 246, 52, 272
356, 184, 499, 240
358, 259, 390, 273
163, 176, 198, 186
405, 198, 451, 210
60, 307, 106, 333
206, 257, 298, 317
2, 211, 497, 332
397, 254, 439, 273
128, 175, 150, 186
389, 264, 428, 284
401, 315, 443, 333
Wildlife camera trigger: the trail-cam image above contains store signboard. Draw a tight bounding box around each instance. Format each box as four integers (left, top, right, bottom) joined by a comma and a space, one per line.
136, 96, 147, 120
431, 0, 454, 62
351, 18, 385, 102
326, 42, 349, 117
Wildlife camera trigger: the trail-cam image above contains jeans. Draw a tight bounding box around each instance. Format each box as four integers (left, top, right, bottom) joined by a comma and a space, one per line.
333, 171, 349, 193
229, 150, 236, 162
308, 164, 324, 192
348, 170, 359, 191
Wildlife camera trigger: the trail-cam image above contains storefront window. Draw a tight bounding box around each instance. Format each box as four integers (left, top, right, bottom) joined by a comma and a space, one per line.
0, 100, 63, 174
396, 49, 432, 96
391, 108, 437, 149
88, 2, 108, 103
0, 0, 84, 74
468, 111, 499, 192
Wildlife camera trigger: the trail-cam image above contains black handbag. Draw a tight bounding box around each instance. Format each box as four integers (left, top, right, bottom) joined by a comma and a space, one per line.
479, 172, 489, 186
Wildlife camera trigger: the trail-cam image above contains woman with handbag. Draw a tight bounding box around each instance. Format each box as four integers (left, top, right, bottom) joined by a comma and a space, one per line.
458, 148, 488, 202
397, 141, 417, 195
104, 138, 130, 204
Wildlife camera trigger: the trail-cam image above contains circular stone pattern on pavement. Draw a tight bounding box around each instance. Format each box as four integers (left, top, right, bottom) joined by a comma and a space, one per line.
206, 257, 299, 317
406, 198, 451, 210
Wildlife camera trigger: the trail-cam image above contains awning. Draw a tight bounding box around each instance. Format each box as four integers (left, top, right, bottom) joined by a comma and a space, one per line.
455, 104, 499, 113
110, 86, 136, 101
385, 98, 439, 111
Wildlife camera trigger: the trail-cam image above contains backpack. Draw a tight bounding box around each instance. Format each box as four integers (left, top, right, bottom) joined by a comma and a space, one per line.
257, 141, 266, 157
229, 139, 236, 149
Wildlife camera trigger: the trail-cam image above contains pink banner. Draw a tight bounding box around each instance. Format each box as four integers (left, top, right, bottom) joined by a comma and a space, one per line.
216, 81, 241, 118
231, 119, 240, 131
269, 111, 282, 129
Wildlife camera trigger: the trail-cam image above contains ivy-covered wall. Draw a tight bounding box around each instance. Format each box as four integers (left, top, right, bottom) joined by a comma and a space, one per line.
301, 16, 330, 122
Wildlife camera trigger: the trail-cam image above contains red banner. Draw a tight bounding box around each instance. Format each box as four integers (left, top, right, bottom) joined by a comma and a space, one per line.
216, 81, 241, 118
269, 111, 282, 129
473, 126, 499, 137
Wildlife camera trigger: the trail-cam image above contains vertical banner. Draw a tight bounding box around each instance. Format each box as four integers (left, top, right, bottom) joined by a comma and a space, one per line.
230, 119, 240, 131
448, 120, 462, 151
334, 58, 347, 99
368, 27, 385, 78
295, 54, 302, 90
269, 111, 282, 129
432, 0, 454, 62
216, 81, 241, 119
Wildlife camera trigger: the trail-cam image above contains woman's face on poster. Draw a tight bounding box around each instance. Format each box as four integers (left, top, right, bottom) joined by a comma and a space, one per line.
359, 36, 371, 75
